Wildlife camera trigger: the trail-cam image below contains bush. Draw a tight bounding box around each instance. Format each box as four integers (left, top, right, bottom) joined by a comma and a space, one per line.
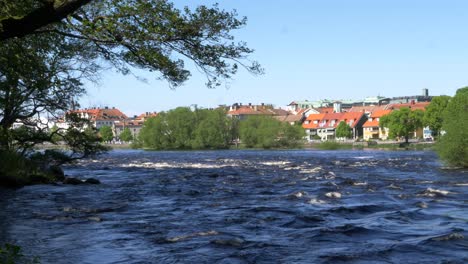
0, 243, 39, 264
0, 151, 55, 188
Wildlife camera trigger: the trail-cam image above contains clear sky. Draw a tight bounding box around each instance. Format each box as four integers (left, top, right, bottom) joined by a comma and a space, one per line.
80, 0, 468, 116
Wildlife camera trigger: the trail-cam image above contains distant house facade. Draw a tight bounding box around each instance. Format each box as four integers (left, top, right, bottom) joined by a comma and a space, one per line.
302, 112, 367, 141
362, 110, 391, 140
114, 112, 157, 140
73, 107, 128, 130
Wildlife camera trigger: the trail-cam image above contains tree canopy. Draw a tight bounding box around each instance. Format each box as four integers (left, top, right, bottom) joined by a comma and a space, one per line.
335, 121, 352, 139
137, 107, 236, 150
99, 126, 113, 142
436, 87, 468, 167
380, 108, 424, 143
423, 95, 451, 138
239, 116, 305, 149
119, 127, 133, 142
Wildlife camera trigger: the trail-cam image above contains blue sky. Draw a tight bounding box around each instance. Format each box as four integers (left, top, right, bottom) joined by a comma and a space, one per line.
80, 0, 468, 116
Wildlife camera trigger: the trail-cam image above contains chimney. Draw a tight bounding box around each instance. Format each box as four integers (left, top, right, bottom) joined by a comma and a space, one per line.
422, 88, 429, 97
333, 101, 342, 113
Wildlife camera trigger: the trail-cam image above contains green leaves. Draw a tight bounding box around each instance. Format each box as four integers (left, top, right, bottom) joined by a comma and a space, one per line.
380, 108, 424, 143
119, 127, 133, 142
99, 125, 113, 142
137, 108, 235, 150
335, 121, 352, 139
436, 87, 468, 167
239, 116, 305, 149
423, 95, 451, 137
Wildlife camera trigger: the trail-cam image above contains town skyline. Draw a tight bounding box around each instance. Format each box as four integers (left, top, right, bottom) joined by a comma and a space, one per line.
78, 87, 445, 116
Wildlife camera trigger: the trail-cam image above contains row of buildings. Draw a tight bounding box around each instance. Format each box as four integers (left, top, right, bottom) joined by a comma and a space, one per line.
53, 89, 434, 142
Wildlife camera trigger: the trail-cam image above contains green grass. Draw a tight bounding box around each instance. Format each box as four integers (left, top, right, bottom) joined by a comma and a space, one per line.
316, 141, 354, 150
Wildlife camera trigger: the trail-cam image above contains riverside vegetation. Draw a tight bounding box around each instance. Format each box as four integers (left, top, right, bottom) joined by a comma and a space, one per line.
133, 107, 305, 150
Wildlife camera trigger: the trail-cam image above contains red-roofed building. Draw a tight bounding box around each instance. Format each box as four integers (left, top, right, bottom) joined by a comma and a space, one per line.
114, 111, 158, 140
69, 107, 127, 130
362, 110, 392, 140
302, 112, 367, 141
385, 101, 430, 111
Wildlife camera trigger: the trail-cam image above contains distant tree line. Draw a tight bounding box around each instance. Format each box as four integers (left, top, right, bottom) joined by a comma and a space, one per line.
134, 107, 305, 150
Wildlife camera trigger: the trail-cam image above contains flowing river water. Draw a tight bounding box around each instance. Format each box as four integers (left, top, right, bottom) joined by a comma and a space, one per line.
0, 150, 467, 263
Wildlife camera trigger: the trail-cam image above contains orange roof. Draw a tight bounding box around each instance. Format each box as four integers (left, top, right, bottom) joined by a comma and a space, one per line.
303, 112, 365, 129
341, 112, 365, 128
317, 107, 334, 113
386, 102, 430, 111
370, 110, 392, 118
363, 119, 380, 128
305, 113, 326, 121
302, 113, 326, 129
227, 105, 275, 116
71, 107, 127, 121
363, 110, 391, 127
136, 112, 158, 120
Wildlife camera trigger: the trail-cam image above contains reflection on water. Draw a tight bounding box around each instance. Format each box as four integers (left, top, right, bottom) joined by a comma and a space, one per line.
0, 150, 467, 263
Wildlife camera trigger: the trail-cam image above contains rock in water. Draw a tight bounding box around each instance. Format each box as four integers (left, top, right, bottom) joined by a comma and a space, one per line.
85, 178, 101, 184
48, 165, 65, 181
63, 177, 83, 185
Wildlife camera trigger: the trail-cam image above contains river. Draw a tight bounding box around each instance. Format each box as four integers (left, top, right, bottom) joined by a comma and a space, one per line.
0, 150, 467, 263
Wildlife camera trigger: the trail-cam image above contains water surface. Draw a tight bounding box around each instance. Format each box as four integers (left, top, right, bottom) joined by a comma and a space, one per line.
1, 150, 467, 263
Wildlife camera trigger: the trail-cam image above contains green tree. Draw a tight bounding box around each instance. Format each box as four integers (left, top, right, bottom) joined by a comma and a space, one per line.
423, 95, 451, 139
137, 108, 237, 150
380, 108, 424, 144
99, 126, 113, 142
119, 127, 133, 142
239, 116, 304, 149
335, 121, 352, 139
278, 123, 306, 148
436, 87, 468, 167
192, 109, 232, 149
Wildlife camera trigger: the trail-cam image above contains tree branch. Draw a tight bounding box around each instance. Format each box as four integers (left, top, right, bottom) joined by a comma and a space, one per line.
0, 0, 92, 41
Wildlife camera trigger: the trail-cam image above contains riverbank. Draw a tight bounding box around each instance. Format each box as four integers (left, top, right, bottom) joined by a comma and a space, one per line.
304, 141, 435, 151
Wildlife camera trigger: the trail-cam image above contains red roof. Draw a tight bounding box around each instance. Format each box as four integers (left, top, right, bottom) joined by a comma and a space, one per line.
72, 107, 127, 121
136, 112, 158, 120
370, 110, 392, 118
302, 112, 365, 129
227, 105, 276, 116
362, 110, 391, 127
317, 107, 334, 114
302, 113, 326, 129
386, 102, 430, 111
